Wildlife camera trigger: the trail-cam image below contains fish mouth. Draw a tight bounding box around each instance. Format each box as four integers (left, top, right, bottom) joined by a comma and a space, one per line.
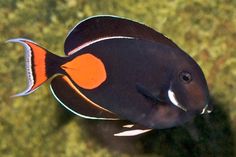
167, 89, 187, 112
200, 104, 212, 114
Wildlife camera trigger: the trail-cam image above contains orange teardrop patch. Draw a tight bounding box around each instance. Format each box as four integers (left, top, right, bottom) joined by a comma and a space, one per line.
61, 53, 107, 90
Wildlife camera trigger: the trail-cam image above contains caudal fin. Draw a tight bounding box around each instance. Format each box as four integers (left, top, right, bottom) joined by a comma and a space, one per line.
8, 38, 62, 97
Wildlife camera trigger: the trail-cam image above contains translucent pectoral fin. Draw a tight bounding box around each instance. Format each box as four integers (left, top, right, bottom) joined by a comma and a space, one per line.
50, 75, 119, 120
136, 83, 164, 103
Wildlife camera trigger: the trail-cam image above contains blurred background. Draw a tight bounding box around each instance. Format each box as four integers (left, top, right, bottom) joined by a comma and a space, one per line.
0, 0, 235, 157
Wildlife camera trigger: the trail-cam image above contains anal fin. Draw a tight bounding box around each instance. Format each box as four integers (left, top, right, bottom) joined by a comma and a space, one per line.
50, 75, 119, 120
114, 124, 152, 136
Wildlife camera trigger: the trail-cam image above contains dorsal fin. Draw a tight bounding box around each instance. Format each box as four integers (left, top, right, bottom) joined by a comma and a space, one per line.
50, 75, 119, 120
64, 15, 179, 55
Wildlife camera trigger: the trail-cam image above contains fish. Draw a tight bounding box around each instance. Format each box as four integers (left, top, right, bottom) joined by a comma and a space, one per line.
8, 15, 213, 136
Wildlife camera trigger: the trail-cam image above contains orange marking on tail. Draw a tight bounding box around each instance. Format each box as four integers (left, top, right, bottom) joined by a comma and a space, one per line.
25, 41, 47, 90
61, 53, 107, 89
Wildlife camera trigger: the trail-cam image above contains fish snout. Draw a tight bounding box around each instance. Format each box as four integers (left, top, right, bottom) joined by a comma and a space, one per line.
200, 104, 213, 114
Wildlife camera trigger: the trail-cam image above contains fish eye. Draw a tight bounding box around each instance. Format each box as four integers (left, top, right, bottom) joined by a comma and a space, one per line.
179, 71, 192, 83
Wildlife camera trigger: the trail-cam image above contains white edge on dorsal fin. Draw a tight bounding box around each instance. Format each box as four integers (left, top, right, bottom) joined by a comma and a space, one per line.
66, 15, 150, 56
49, 84, 119, 120
67, 36, 134, 55
114, 129, 152, 136
66, 15, 143, 39
7, 38, 39, 97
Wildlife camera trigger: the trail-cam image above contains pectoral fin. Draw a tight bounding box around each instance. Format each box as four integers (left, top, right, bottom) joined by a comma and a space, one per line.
136, 83, 164, 103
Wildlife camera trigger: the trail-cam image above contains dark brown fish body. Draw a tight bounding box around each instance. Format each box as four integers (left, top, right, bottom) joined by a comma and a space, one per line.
8, 15, 212, 135
65, 38, 205, 128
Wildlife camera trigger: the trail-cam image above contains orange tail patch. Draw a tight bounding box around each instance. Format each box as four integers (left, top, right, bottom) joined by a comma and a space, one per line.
61, 53, 107, 89
8, 38, 61, 97
24, 41, 47, 90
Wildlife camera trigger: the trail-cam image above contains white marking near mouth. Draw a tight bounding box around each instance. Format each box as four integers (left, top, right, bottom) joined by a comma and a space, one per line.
201, 104, 208, 114
201, 104, 212, 114
207, 110, 212, 113
168, 89, 187, 112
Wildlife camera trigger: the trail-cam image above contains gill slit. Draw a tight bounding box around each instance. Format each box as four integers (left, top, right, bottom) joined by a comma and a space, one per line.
167, 82, 187, 112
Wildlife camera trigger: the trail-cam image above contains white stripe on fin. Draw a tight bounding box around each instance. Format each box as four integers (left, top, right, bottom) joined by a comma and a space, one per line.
123, 124, 134, 128
114, 129, 152, 136
49, 84, 119, 120
68, 36, 134, 55
7, 38, 38, 97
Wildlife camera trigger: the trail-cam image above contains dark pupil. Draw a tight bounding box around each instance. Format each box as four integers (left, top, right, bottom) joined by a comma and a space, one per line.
180, 72, 192, 83
183, 74, 190, 81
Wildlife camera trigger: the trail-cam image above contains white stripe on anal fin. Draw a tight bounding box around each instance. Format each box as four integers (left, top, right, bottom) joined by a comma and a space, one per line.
114, 129, 152, 136
123, 124, 134, 128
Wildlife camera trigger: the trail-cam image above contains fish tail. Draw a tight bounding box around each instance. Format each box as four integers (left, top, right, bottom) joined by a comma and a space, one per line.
7, 38, 63, 97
